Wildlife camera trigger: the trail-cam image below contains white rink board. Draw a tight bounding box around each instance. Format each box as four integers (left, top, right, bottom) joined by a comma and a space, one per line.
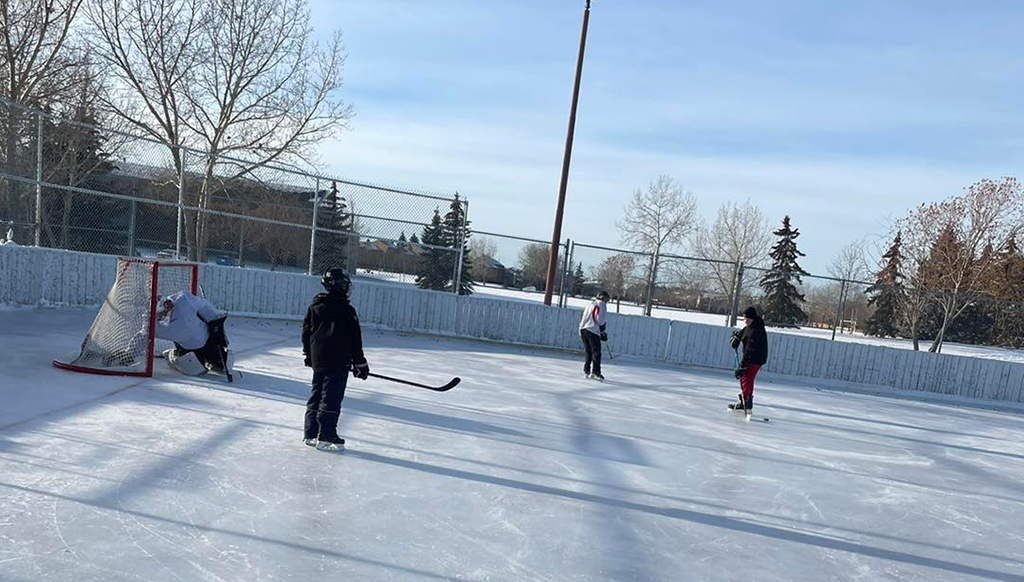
2, 244, 1022, 404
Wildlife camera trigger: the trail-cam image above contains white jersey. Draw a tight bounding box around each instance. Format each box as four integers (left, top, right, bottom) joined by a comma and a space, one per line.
579, 298, 607, 335
155, 292, 224, 350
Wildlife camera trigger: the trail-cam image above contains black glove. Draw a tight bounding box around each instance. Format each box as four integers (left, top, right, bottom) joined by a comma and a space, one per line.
352, 361, 369, 380
730, 330, 742, 350
600, 332, 608, 342
303, 355, 311, 368
734, 366, 746, 380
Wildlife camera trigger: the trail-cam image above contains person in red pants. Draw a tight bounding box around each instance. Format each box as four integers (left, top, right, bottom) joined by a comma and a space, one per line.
729, 306, 769, 414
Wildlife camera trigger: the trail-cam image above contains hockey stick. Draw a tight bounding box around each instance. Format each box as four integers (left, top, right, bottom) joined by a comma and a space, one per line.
367, 372, 460, 392
604, 338, 615, 361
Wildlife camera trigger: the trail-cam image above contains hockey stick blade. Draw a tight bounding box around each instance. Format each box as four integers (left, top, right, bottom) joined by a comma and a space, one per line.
367, 372, 460, 392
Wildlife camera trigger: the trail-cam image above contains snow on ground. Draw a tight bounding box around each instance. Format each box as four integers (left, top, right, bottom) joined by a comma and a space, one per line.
3, 309, 1023, 582
360, 273, 1024, 364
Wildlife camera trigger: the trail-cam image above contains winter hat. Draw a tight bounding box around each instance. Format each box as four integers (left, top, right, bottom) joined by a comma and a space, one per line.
742, 306, 758, 319
597, 290, 610, 301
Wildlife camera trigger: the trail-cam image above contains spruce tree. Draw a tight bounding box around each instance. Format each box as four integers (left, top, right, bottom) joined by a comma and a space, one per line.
409, 233, 420, 244
440, 194, 473, 295
313, 181, 354, 274
759, 215, 810, 327
571, 261, 585, 296
415, 209, 450, 291
865, 232, 905, 337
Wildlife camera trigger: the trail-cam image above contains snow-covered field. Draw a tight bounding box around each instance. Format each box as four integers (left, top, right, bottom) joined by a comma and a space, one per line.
381, 276, 1024, 364
3, 308, 1023, 582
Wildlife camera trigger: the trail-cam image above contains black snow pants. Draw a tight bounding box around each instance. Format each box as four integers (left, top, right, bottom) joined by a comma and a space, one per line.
581, 329, 602, 376
305, 372, 349, 440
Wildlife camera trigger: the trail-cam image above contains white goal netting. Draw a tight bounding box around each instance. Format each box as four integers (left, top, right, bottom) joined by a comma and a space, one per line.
54, 258, 198, 376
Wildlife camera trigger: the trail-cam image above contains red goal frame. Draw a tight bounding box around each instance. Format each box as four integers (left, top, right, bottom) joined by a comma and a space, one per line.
53, 258, 199, 377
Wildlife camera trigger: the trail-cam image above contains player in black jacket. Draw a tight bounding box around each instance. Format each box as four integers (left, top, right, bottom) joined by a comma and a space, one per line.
729, 306, 769, 412
301, 268, 369, 450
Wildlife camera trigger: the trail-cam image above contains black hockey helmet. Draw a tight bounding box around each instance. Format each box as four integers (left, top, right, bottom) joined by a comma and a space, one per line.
742, 306, 758, 319
321, 268, 352, 296
596, 290, 610, 301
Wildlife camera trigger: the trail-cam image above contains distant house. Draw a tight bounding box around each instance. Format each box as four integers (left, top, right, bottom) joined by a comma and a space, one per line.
475, 256, 516, 286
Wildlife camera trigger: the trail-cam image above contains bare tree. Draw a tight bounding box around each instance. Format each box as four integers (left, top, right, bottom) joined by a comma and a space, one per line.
468, 236, 498, 282
1, 0, 85, 228
87, 0, 351, 260
86, 0, 204, 243
1, 0, 84, 103
828, 240, 871, 282
183, 0, 352, 260
687, 198, 772, 302
618, 175, 697, 314
592, 253, 639, 301
903, 178, 1023, 352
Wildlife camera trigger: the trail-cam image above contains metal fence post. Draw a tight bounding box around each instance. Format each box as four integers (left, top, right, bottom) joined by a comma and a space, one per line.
831, 279, 847, 340
34, 112, 42, 247
729, 262, 744, 327
308, 178, 320, 275
128, 198, 137, 257
558, 238, 571, 307
175, 146, 185, 259
453, 198, 469, 295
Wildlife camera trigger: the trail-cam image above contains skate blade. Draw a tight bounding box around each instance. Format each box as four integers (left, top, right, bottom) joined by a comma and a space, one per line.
316, 442, 345, 452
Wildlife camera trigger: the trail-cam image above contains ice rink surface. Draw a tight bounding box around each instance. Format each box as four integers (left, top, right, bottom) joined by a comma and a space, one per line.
2, 309, 1023, 582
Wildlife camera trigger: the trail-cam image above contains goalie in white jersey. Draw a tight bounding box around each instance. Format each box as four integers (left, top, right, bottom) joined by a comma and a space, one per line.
155, 291, 233, 379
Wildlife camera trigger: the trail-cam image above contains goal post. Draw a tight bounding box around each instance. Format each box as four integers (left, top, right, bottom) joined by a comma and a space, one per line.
54, 258, 199, 377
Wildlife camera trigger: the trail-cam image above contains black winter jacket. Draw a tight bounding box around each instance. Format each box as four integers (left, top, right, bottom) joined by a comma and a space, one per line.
738, 316, 769, 367
302, 292, 366, 373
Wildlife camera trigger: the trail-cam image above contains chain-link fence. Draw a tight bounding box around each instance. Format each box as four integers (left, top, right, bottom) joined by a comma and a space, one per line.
4, 95, 1024, 350
0, 96, 469, 292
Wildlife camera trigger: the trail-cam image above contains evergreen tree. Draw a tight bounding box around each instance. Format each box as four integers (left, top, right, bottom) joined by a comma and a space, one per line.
865, 232, 905, 337
398, 231, 407, 243
440, 194, 473, 295
409, 233, 420, 244
571, 261, 585, 296
313, 180, 354, 274
415, 209, 450, 291
990, 236, 1024, 347
759, 216, 810, 327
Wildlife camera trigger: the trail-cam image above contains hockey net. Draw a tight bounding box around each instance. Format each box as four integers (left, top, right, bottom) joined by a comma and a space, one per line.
53, 258, 199, 377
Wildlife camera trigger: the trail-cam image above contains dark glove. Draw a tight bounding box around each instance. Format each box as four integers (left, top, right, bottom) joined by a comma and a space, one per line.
734, 366, 746, 380
600, 332, 608, 342
599, 324, 607, 333
730, 330, 742, 350
303, 355, 311, 368
352, 361, 369, 380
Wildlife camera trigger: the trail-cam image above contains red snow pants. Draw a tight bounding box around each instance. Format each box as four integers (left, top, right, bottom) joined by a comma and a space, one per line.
740, 364, 760, 405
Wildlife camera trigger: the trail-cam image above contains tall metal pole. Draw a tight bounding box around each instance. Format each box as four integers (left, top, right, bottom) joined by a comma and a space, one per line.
34, 113, 42, 247
543, 0, 591, 306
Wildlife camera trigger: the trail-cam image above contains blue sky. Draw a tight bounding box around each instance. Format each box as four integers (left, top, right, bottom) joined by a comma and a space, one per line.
310, 0, 1024, 273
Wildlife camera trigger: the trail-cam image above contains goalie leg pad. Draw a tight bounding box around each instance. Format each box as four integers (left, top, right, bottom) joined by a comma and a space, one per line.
167, 350, 208, 376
